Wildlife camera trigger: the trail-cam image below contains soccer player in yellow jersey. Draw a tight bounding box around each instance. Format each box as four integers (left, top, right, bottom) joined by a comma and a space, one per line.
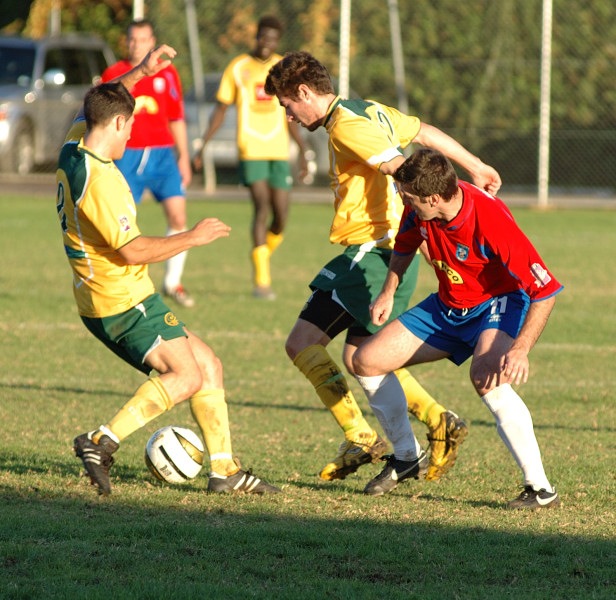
265, 51, 501, 484
194, 15, 308, 299
56, 45, 279, 496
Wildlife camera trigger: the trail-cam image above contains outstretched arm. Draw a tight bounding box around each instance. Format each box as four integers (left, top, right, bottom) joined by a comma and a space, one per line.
413, 123, 502, 195
111, 44, 177, 90
117, 218, 231, 265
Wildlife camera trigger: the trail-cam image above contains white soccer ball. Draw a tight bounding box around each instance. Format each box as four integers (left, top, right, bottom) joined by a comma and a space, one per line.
145, 426, 204, 484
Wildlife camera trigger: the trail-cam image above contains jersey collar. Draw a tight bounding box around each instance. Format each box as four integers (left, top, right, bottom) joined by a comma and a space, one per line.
323, 95, 342, 128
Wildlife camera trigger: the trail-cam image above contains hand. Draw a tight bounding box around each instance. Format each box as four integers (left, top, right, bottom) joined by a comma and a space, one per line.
501, 347, 530, 385
297, 151, 309, 183
472, 163, 502, 196
139, 44, 177, 78
191, 151, 203, 172
370, 293, 394, 327
190, 218, 231, 246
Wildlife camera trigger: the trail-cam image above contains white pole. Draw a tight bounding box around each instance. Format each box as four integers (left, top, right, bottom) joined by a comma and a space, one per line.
339, 0, 351, 98
133, 0, 145, 20
388, 0, 408, 113
538, 0, 553, 208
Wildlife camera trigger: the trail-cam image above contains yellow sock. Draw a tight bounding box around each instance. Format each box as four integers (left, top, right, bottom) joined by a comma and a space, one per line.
190, 389, 238, 476
394, 368, 445, 430
252, 244, 271, 287
97, 377, 174, 442
266, 231, 284, 254
294, 345, 373, 441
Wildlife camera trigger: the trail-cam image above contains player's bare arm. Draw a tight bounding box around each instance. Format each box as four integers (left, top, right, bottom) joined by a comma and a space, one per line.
117, 218, 231, 265
378, 154, 406, 176
288, 121, 309, 181
169, 119, 192, 186
193, 102, 229, 170
113, 44, 177, 90
370, 252, 416, 326
502, 295, 556, 385
413, 122, 502, 195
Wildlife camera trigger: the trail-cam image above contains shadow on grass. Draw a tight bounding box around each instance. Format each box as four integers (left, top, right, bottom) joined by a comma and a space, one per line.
0, 484, 614, 600
0, 381, 126, 399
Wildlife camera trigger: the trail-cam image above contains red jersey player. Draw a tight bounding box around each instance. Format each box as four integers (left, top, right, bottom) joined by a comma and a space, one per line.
353, 148, 562, 509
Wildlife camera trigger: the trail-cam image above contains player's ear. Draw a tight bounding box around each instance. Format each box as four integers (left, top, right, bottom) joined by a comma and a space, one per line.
297, 84, 311, 101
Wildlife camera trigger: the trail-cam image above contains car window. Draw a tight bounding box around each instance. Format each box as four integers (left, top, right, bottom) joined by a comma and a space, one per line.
88, 49, 109, 81
44, 47, 92, 85
0, 46, 35, 84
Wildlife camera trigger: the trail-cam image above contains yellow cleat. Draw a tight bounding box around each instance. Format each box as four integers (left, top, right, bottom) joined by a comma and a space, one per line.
425, 410, 468, 481
319, 431, 388, 481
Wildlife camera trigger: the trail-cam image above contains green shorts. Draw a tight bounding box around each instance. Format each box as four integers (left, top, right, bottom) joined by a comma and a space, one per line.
309, 245, 420, 335
81, 293, 187, 374
239, 160, 293, 190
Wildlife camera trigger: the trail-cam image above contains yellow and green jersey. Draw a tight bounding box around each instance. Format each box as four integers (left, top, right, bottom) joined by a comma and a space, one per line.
55, 119, 155, 318
324, 97, 421, 248
217, 53, 289, 160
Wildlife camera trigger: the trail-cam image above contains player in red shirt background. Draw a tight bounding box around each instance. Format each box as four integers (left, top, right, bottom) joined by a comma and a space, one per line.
353, 148, 563, 509
102, 19, 194, 308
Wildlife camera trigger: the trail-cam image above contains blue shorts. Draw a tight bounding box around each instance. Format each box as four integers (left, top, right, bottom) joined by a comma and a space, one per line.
398, 290, 530, 365
115, 147, 184, 203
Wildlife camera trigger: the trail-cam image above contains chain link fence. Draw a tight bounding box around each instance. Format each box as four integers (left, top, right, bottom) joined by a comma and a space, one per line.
33, 0, 616, 198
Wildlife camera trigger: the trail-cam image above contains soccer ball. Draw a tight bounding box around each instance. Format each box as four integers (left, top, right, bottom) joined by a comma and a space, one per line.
145, 426, 204, 484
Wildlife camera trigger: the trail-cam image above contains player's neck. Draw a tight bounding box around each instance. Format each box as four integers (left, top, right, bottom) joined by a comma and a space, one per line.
438, 187, 464, 223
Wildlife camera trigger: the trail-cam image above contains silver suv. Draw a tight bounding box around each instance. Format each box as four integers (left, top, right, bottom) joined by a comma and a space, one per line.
0, 34, 115, 174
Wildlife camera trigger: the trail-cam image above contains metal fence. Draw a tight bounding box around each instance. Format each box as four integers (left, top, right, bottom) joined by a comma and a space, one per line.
132, 0, 616, 198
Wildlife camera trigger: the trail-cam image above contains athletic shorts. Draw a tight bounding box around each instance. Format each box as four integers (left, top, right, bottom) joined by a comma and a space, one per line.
398, 290, 530, 366
301, 245, 420, 336
81, 293, 187, 374
115, 147, 184, 203
239, 159, 292, 190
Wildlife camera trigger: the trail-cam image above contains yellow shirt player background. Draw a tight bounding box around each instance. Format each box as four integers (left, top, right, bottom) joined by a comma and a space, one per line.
56, 119, 155, 318
217, 52, 290, 161
323, 97, 421, 249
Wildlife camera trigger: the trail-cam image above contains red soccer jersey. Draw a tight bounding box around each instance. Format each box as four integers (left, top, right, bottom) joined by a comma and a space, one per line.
101, 60, 184, 149
393, 181, 563, 308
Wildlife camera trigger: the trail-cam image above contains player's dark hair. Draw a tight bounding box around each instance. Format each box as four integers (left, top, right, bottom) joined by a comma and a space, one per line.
264, 51, 335, 99
84, 82, 135, 129
394, 148, 459, 200
258, 15, 283, 34
127, 18, 156, 37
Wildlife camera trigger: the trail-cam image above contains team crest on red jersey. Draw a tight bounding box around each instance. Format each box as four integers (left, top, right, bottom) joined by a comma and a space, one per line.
456, 244, 469, 261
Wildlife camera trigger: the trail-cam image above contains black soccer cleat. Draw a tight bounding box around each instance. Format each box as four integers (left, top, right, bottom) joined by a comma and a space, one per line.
73, 432, 119, 496
207, 468, 281, 495
364, 451, 428, 496
507, 485, 561, 510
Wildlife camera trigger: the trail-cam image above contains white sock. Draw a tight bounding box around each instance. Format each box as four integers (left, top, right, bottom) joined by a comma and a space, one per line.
356, 373, 422, 462
163, 228, 187, 290
482, 383, 553, 492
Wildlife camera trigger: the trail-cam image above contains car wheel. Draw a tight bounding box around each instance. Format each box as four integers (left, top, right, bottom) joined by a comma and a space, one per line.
12, 125, 35, 175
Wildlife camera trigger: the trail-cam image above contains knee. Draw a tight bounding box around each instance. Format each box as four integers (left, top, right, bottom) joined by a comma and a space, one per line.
352, 348, 372, 377
285, 334, 302, 361
341, 349, 355, 376
469, 361, 498, 396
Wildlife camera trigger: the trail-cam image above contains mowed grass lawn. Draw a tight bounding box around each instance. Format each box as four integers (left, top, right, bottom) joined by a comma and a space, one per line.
1, 191, 615, 599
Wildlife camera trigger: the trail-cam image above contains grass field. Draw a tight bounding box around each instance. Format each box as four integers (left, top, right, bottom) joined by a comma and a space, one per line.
1, 192, 615, 599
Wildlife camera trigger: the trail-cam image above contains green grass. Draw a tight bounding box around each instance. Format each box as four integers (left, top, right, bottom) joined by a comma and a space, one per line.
1, 193, 615, 599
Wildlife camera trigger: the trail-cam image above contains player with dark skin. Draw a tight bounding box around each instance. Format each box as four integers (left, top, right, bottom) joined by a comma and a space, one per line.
194, 16, 308, 299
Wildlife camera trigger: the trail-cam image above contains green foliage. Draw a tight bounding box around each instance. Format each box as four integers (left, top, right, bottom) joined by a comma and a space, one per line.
1, 192, 616, 599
